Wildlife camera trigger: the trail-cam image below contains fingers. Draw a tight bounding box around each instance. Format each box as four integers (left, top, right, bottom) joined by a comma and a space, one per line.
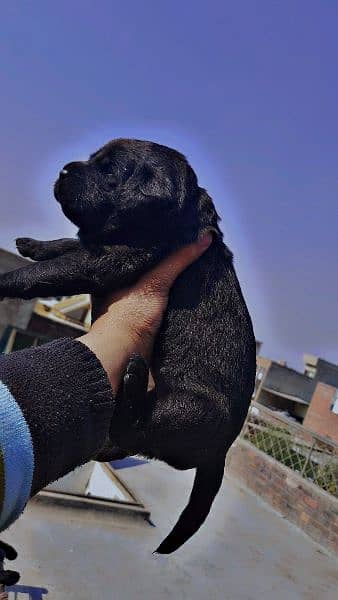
138, 232, 212, 293
16, 237, 37, 258
91, 233, 212, 321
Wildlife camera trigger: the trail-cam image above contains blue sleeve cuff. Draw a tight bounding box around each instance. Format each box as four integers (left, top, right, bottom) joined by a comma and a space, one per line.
0, 381, 34, 531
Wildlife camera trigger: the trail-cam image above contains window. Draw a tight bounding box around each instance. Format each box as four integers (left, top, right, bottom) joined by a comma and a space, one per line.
331, 390, 338, 415
1, 327, 49, 354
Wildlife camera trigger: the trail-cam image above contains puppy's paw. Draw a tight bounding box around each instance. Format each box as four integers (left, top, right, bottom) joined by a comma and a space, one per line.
108, 354, 149, 441
16, 237, 41, 260
0, 271, 22, 300
123, 354, 149, 410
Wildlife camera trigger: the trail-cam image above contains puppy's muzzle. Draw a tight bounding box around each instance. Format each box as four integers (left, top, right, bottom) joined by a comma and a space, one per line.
58, 161, 85, 180
54, 161, 86, 204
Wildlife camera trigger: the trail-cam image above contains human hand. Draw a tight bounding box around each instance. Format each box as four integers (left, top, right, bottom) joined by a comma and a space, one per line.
78, 233, 212, 391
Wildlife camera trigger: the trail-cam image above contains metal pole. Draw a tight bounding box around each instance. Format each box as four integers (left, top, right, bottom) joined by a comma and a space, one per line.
0, 549, 8, 600
300, 440, 315, 477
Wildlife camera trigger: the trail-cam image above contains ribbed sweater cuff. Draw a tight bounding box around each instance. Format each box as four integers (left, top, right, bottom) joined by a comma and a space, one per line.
0, 338, 115, 500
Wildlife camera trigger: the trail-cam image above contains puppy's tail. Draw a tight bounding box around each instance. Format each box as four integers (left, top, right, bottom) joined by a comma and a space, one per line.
154, 452, 225, 554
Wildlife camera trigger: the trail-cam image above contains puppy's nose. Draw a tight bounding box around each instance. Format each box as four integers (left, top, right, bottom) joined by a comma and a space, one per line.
59, 161, 84, 178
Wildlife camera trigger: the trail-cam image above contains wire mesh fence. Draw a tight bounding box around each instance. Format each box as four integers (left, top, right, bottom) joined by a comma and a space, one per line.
242, 402, 338, 498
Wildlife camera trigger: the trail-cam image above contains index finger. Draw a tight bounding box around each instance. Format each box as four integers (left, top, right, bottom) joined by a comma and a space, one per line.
139, 232, 213, 291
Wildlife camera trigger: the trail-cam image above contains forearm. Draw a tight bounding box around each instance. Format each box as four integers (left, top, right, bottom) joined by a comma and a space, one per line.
0, 234, 212, 534
0, 338, 115, 532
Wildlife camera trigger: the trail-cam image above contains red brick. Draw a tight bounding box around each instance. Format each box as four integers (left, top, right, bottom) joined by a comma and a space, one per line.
228, 441, 338, 556
297, 510, 309, 523
303, 495, 319, 510
329, 539, 338, 555
302, 522, 330, 542
329, 530, 338, 544
331, 524, 338, 538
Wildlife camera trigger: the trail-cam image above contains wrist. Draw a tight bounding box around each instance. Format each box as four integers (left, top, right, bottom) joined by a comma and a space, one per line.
77, 319, 141, 392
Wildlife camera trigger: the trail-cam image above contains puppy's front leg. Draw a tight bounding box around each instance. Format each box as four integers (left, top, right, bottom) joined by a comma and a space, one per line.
0, 246, 159, 300
16, 237, 80, 261
0, 249, 98, 299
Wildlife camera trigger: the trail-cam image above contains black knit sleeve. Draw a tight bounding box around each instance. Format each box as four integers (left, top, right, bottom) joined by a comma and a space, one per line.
0, 338, 115, 495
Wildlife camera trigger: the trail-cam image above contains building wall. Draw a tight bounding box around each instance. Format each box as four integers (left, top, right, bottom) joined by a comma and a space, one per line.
303, 382, 338, 444
263, 362, 315, 404
256, 356, 271, 372
315, 359, 338, 388
254, 358, 309, 421
28, 313, 82, 340
226, 439, 338, 556
291, 402, 308, 420
0, 249, 36, 330
253, 356, 271, 399
0, 249, 87, 344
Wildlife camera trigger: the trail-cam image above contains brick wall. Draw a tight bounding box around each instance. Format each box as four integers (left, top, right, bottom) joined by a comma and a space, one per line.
226, 439, 338, 556
304, 382, 338, 444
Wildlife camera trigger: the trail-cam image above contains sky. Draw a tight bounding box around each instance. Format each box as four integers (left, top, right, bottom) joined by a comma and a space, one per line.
0, 1, 337, 370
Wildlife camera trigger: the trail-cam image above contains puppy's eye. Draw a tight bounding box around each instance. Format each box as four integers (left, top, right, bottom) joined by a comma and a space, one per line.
106, 174, 118, 188
100, 160, 114, 175
121, 161, 135, 182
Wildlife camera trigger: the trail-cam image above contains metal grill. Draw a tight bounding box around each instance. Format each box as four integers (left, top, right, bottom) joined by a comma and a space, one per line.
242, 402, 338, 498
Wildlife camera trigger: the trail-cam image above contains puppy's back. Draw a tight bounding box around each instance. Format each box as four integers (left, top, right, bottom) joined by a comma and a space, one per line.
152, 238, 256, 456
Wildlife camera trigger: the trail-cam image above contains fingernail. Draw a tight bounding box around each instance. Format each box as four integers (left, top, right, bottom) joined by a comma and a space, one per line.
198, 232, 212, 247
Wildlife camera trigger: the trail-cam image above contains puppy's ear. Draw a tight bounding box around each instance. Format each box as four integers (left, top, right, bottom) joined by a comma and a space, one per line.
197, 188, 222, 237
138, 165, 173, 199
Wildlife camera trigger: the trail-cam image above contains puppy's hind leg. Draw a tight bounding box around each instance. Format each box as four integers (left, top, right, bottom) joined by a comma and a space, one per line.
121, 354, 149, 424
95, 354, 149, 462
16, 237, 80, 261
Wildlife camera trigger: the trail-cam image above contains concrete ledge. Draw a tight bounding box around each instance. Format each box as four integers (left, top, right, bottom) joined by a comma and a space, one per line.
35, 490, 151, 521
226, 439, 338, 556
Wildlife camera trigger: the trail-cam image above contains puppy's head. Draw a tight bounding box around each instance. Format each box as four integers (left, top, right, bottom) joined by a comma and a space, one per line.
54, 139, 220, 247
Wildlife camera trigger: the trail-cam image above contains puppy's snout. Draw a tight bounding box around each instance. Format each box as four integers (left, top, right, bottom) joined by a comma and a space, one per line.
59, 161, 85, 178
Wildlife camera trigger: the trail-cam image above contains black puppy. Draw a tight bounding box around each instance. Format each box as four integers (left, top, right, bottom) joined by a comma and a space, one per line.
0, 139, 256, 553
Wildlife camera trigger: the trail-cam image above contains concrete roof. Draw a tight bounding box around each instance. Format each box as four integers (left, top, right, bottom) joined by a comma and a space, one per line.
2, 460, 338, 599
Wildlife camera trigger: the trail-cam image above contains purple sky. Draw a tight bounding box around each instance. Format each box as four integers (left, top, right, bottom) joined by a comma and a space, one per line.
0, 2, 337, 370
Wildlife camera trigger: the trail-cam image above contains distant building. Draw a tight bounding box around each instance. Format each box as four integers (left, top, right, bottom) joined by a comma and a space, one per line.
0, 248, 36, 347
254, 346, 338, 444
0, 247, 91, 353
304, 353, 338, 387
255, 340, 262, 356
303, 383, 338, 443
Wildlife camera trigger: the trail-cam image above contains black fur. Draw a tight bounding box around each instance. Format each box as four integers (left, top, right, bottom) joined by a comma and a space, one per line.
0, 540, 20, 585
1, 139, 256, 553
